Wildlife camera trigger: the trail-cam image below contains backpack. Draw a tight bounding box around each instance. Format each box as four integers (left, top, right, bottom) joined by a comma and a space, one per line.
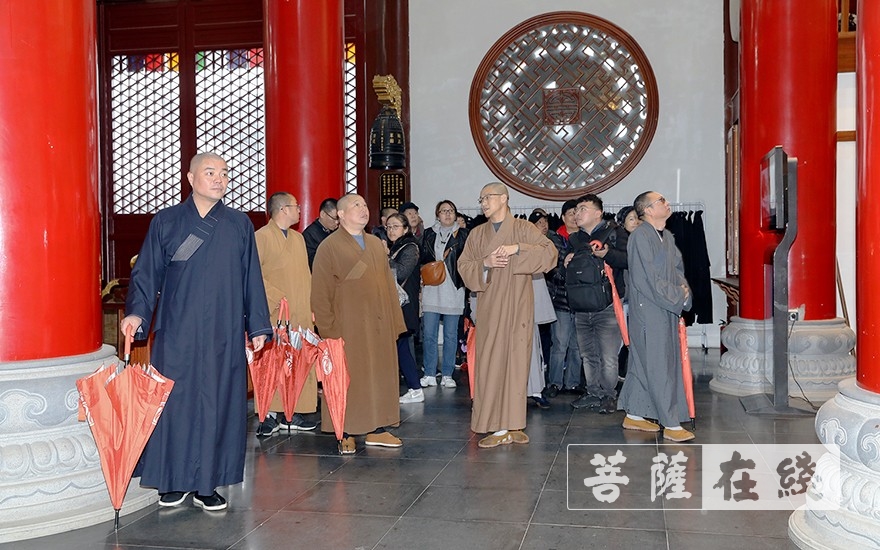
565, 229, 615, 313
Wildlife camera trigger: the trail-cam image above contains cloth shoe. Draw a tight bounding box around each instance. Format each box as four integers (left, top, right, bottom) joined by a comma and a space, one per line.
478, 432, 513, 448
570, 394, 601, 409
622, 417, 661, 432
598, 396, 617, 415
365, 431, 403, 447
543, 384, 560, 398
256, 415, 279, 437
441, 376, 457, 388
529, 395, 550, 409
420, 375, 437, 387
158, 491, 190, 507
279, 413, 317, 431
399, 388, 425, 403
509, 430, 530, 444
193, 491, 227, 511
663, 427, 696, 442
338, 436, 357, 454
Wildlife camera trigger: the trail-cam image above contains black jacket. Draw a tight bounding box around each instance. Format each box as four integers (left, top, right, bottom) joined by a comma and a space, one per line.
547, 229, 574, 311
302, 219, 333, 269
420, 226, 469, 290
568, 220, 629, 299
389, 233, 421, 333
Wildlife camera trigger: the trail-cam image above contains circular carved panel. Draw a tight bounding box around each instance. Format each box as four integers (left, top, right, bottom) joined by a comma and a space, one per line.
469, 12, 659, 199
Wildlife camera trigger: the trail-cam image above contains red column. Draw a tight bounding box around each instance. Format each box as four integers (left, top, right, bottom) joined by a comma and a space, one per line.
264, 0, 344, 228
857, 2, 880, 392
0, 1, 100, 361
739, 0, 837, 320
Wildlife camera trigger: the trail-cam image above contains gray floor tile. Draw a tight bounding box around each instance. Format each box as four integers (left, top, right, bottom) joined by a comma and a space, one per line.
533, 489, 665, 528
405, 486, 539, 523
229, 510, 397, 550
664, 509, 795, 538
326, 457, 447, 485
285, 480, 425, 517
376, 517, 527, 550
667, 530, 800, 550
521, 523, 668, 550
432, 458, 550, 491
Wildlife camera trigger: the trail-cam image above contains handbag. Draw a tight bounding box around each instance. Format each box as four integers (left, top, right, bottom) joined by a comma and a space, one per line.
421, 248, 450, 286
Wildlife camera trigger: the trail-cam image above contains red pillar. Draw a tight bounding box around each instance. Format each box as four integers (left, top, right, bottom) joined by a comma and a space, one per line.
739, 0, 837, 320
0, 1, 100, 361
857, 2, 880, 392
264, 0, 344, 228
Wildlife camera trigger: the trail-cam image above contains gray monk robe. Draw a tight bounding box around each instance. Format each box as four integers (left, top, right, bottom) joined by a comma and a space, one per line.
618, 222, 692, 427
458, 214, 557, 434
311, 229, 406, 435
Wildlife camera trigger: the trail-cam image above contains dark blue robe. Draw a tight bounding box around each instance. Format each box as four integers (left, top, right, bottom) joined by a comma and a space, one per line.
126, 197, 271, 495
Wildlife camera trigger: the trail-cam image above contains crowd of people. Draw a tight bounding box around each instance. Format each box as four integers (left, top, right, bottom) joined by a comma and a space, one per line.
121, 152, 695, 510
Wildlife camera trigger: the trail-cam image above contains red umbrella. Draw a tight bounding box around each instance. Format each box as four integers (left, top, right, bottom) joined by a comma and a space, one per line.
463, 318, 476, 399
280, 326, 319, 420
249, 298, 293, 422
678, 317, 695, 421
314, 337, 350, 444
591, 240, 629, 345
76, 328, 175, 530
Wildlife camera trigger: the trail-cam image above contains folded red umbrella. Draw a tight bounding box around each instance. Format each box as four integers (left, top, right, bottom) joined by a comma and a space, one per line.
678, 317, 695, 420
314, 337, 350, 443
463, 318, 476, 399
281, 326, 319, 420
249, 298, 293, 421
76, 328, 174, 530
590, 239, 629, 346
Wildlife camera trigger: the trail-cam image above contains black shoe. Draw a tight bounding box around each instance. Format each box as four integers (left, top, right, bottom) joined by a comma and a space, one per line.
529, 396, 551, 409
598, 396, 617, 415
193, 491, 227, 511
256, 415, 279, 437
279, 413, 317, 431
158, 491, 190, 507
543, 384, 560, 399
571, 394, 602, 409
563, 386, 586, 396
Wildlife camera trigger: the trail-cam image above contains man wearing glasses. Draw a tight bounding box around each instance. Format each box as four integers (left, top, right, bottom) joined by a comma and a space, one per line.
302, 197, 339, 268
253, 192, 319, 437
618, 191, 694, 442
458, 182, 557, 448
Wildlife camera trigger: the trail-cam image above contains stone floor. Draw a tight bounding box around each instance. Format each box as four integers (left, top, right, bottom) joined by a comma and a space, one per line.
5, 349, 818, 550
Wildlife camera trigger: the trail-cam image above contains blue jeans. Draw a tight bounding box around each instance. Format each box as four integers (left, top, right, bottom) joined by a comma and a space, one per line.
548, 309, 581, 388
422, 311, 460, 377
574, 305, 621, 399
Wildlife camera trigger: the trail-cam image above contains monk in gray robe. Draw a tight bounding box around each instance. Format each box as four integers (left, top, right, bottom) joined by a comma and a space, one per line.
618, 191, 694, 442
458, 183, 557, 448
311, 193, 407, 454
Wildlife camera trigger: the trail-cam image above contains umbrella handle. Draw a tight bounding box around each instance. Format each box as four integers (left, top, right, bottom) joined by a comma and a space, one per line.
123, 325, 133, 367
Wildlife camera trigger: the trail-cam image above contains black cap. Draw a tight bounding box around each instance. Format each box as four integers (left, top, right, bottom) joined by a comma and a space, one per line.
399, 201, 419, 213
528, 211, 547, 225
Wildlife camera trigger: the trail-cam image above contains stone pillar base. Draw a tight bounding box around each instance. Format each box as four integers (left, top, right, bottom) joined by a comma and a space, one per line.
789, 378, 880, 549
711, 316, 855, 403
0, 346, 158, 543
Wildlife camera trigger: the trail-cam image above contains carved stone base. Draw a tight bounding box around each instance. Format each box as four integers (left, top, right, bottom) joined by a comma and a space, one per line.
0, 346, 158, 543
789, 378, 880, 549
711, 316, 855, 403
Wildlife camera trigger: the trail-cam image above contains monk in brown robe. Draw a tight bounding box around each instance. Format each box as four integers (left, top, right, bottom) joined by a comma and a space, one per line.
310, 193, 407, 454
253, 192, 318, 436
458, 182, 558, 448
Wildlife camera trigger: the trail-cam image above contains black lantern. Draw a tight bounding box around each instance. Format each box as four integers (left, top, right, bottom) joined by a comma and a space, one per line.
369, 105, 406, 170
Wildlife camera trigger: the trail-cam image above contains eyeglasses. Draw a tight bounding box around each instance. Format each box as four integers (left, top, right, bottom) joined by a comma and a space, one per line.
477, 193, 504, 205
323, 211, 339, 221
646, 196, 668, 209
438, 208, 455, 214
385, 224, 404, 230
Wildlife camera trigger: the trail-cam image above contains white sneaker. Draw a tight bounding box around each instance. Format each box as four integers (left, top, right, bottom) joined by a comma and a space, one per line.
441, 376, 457, 388
399, 388, 425, 403
420, 376, 437, 387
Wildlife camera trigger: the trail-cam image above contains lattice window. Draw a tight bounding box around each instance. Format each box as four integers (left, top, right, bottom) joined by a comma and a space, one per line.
344, 42, 358, 194
110, 53, 182, 214
469, 12, 658, 199
195, 49, 265, 212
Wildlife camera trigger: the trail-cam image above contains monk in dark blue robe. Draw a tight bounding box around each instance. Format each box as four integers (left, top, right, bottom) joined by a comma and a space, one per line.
122, 153, 271, 511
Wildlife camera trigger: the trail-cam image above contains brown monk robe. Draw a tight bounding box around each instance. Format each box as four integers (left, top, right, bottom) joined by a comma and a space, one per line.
310, 194, 406, 446
458, 183, 557, 447
254, 192, 317, 418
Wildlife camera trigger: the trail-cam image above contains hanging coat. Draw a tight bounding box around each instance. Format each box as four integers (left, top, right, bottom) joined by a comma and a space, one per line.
458, 214, 557, 433
310, 229, 407, 435
126, 197, 272, 495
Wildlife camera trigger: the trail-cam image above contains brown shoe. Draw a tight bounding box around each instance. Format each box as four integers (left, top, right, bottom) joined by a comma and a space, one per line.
478, 432, 513, 448
338, 436, 356, 454
509, 430, 530, 444
365, 432, 403, 448
622, 417, 661, 433
663, 427, 695, 442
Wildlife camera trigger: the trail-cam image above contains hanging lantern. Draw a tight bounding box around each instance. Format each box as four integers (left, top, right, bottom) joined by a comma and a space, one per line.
369, 105, 406, 170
